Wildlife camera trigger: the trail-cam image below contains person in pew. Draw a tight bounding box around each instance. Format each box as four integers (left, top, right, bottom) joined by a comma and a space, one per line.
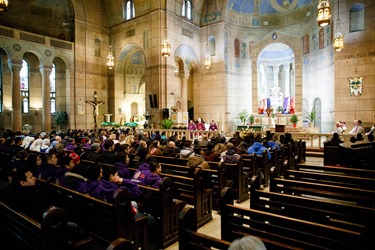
162, 140, 179, 157
187, 146, 210, 172
134, 147, 150, 169
268, 133, 281, 150
114, 143, 130, 165
228, 235, 267, 250
365, 121, 375, 135
198, 133, 209, 147
148, 140, 163, 156
221, 147, 241, 164
9, 166, 86, 240
247, 141, 271, 160
131, 157, 155, 185
93, 165, 143, 203
180, 140, 194, 159
203, 141, 220, 162
99, 139, 116, 164
80, 163, 102, 196
324, 132, 343, 146
27, 154, 43, 177
37, 151, 60, 182
213, 135, 227, 154
92, 165, 148, 223
280, 132, 295, 146
86, 142, 101, 162
144, 160, 163, 188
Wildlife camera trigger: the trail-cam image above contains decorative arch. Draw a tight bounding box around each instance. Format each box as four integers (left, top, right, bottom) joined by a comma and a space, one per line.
349, 3, 364, 32
250, 31, 303, 115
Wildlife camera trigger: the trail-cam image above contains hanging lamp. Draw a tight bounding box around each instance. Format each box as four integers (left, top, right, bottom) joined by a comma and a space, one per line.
333, 0, 344, 51
317, 0, 331, 27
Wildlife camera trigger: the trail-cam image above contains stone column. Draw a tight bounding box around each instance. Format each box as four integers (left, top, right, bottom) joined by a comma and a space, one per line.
181, 71, 188, 112
40, 65, 52, 132
9, 59, 23, 131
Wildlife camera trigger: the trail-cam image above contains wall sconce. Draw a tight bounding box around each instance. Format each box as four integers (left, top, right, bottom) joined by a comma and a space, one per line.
118, 108, 122, 115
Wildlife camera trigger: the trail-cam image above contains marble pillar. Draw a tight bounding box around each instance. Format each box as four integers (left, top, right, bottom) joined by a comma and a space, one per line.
41, 65, 52, 132
10, 59, 22, 131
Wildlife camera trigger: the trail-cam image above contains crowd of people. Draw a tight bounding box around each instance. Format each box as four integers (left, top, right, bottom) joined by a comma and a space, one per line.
1, 119, 374, 249
328, 120, 374, 145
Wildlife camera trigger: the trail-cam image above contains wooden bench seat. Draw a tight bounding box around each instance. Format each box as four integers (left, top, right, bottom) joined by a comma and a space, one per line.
36, 179, 148, 250
295, 163, 375, 178
323, 144, 341, 166
270, 167, 375, 207
250, 174, 375, 232
285, 169, 375, 191
0, 201, 95, 250
136, 177, 186, 249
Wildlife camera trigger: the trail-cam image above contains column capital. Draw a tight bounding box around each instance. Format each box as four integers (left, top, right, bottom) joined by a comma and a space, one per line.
8, 59, 23, 72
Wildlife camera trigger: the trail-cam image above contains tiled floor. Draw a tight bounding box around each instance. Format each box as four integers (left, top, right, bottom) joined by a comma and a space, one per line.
165, 156, 324, 250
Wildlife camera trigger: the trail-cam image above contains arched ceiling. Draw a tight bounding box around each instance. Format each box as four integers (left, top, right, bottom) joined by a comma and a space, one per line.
0, 0, 75, 41
226, 0, 313, 15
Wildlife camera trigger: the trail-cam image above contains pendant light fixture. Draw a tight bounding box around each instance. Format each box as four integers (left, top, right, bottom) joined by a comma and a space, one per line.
317, 0, 331, 27
333, 0, 344, 51
106, 45, 114, 69
203, 25, 211, 69
161, 7, 170, 57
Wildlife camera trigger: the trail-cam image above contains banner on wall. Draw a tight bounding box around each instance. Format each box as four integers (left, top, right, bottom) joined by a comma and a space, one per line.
349, 77, 363, 96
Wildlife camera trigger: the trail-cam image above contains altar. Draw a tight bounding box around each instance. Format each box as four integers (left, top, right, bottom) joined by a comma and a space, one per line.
251, 114, 301, 129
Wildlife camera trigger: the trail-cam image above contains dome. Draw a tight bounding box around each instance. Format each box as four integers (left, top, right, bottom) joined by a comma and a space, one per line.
227, 0, 314, 15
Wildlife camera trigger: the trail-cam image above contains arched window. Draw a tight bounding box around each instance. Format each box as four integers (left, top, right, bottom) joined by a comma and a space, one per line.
122, 0, 135, 20
50, 64, 56, 114
234, 39, 240, 58
20, 59, 29, 113
0, 58, 2, 113
319, 28, 324, 49
208, 36, 216, 56
95, 38, 101, 57
303, 34, 310, 54
349, 3, 364, 32
182, 0, 192, 20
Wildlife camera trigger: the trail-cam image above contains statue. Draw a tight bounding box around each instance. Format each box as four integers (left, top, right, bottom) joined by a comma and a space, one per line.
86, 91, 104, 130
103, 113, 113, 123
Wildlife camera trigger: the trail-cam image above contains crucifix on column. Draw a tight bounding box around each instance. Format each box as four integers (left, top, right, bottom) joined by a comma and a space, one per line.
86, 91, 104, 130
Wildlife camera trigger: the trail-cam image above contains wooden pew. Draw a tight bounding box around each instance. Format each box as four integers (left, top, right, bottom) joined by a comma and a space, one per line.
160, 168, 213, 228
220, 187, 367, 249
295, 163, 375, 178
136, 177, 186, 249
80, 160, 186, 249
36, 179, 148, 250
269, 167, 375, 207
285, 169, 375, 191
0, 201, 94, 250
250, 174, 375, 232
323, 144, 341, 166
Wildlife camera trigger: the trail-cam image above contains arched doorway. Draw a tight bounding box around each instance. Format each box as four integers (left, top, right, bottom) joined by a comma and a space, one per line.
257, 43, 295, 113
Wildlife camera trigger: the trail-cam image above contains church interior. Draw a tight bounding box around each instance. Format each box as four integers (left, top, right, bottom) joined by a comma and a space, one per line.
0, 1, 375, 250
0, 0, 374, 134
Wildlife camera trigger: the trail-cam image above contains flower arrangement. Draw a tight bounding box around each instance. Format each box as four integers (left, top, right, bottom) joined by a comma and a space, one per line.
238, 109, 249, 124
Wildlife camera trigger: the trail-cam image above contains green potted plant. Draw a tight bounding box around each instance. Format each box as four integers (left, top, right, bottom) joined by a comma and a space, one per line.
161, 119, 173, 129
306, 107, 316, 127
238, 109, 249, 125
290, 114, 299, 127
55, 111, 68, 130
249, 114, 255, 125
